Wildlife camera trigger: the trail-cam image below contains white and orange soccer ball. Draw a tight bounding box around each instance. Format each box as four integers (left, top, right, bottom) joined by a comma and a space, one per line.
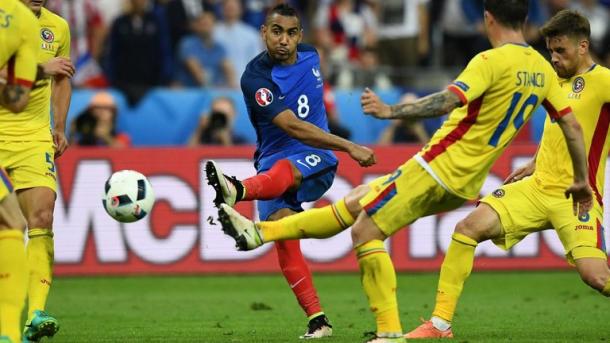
102, 170, 155, 223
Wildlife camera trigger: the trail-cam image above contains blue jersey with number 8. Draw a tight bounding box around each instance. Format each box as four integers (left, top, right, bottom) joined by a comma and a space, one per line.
241, 44, 337, 171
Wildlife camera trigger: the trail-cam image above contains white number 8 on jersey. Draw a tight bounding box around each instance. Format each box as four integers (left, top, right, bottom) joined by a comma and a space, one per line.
297, 94, 310, 118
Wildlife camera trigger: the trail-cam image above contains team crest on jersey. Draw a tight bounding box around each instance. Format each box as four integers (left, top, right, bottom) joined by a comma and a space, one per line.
572, 77, 585, 93
492, 189, 505, 198
255, 88, 273, 107
40, 28, 54, 43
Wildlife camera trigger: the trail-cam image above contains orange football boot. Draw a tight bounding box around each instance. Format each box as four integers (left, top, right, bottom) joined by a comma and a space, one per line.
405, 320, 453, 339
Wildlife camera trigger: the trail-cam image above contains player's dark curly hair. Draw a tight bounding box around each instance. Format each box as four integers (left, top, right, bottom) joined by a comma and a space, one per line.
540, 10, 591, 40
484, 0, 528, 29
265, 3, 300, 27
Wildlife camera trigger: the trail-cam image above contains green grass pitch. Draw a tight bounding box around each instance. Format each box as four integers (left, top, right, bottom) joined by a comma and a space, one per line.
46, 271, 607, 342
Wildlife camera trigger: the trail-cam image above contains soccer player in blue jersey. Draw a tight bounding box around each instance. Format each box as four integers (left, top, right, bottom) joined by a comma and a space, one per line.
205, 3, 376, 339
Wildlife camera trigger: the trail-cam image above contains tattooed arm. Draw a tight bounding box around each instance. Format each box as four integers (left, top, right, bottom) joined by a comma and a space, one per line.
361, 87, 463, 120
0, 66, 33, 113
0, 82, 31, 113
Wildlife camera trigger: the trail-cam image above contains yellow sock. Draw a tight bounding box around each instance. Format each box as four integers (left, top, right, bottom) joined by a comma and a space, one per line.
356, 240, 402, 336
0, 229, 27, 343
432, 232, 478, 322
27, 228, 54, 317
259, 199, 354, 242
602, 279, 610, 297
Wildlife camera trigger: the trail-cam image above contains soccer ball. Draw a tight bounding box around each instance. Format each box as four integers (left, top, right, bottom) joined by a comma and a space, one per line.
102, 170, 155, 223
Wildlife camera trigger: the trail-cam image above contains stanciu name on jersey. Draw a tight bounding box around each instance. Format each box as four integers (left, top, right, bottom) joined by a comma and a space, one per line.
516, 71, 545, 88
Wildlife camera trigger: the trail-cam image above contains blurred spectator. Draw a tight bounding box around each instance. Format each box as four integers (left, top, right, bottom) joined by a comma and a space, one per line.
570, 0, 609, 54
602, 25, 610, 66
545, 0, 571, 16
242, 0, 273, 28
157, 0, 209, 52
70, 92, 131, 147
437, 0, 490, 67
189, 97, 246, 145
46, 0, 108, 87
323, 84, 352, 139
213, 0, 263, 78
98, 0, 127, 25
378, 93, 429, 144
174, 11, 236, 88
375, 0, 429, 85
106, 0, 173, 104
313, 0, 377, 63
336, 45, 392, 89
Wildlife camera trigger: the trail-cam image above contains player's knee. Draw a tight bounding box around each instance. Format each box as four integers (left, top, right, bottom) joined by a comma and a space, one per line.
0, 216, 26, 231
27, 208, 54, 229
455, 217, 486, 242
351, 217, 385, 247
344, 185, 369, 218
351, 222, 367, 246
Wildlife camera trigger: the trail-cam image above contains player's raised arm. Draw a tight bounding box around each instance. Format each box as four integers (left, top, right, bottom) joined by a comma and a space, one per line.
361, 87, 463, 120
272, 109, 376, 167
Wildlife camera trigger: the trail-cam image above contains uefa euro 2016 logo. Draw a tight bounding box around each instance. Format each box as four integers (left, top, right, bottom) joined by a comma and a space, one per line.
40, 28, 54, 43
255, 88, 273, 107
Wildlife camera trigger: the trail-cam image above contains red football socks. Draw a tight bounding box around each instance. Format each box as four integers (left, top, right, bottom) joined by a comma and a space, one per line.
275, 239, 323, 317
242, 159, 295, 200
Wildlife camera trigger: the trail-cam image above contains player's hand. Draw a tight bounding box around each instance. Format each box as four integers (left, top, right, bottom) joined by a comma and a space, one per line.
348, 144, 376, 167
361, 87, 392, 119
504, 161, 535, 184
53, 129, 69, 159
564, 181, 593, 217
43, 57, 75, 78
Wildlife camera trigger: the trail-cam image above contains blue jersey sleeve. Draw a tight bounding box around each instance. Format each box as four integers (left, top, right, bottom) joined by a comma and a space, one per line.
241, 76, 289, 122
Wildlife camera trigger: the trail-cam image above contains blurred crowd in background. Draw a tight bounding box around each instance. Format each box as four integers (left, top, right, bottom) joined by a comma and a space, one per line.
56, 0, 610, 147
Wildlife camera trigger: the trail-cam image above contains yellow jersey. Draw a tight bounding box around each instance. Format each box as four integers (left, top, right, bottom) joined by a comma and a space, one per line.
534, 64, 610, 206
416, 44, 571, 200
0, 0, 38, 89
0, 7, 70, 142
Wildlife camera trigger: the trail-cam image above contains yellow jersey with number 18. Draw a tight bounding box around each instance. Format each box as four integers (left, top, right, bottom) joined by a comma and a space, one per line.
534, 64, 610, 206
416, 43, 571, 200
0, 7, 70, 142
0, 0, 39, 90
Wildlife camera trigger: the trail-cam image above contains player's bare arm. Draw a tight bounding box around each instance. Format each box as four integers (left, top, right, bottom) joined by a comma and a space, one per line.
42, 57, 75, 78
556, 112, 592, 215
361, 87, 462, 120
505, 148, 539, 184
52, 75, 71, 158
0, 82, 31, 113
272, 109, 376, 167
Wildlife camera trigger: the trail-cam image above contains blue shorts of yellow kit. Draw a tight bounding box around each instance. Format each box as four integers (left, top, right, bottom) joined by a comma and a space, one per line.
359, 158, 466, 236
481, 176, 606, 265
0, 141, 57, 192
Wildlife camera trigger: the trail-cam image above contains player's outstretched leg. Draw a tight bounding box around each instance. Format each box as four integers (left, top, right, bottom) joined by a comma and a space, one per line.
205, 161, 244, 207
218, 204, 264, 250
574, 254, 610, 296
206, 159, 296, 208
